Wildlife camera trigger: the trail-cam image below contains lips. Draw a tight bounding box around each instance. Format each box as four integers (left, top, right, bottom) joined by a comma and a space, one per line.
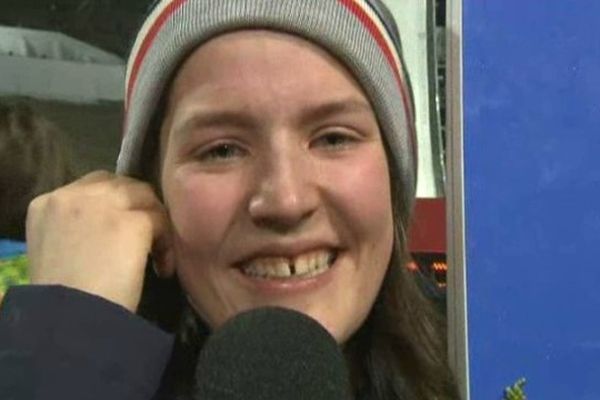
239, 248, 337, 279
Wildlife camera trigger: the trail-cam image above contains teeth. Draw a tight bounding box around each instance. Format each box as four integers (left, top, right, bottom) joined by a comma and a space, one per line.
318, 252, 328, 268
242, 249, 335, 279
295, 254, 311, 275
274, 259, 291, 277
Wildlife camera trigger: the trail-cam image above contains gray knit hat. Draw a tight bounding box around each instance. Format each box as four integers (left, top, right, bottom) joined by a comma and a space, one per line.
117, 0, 416, 207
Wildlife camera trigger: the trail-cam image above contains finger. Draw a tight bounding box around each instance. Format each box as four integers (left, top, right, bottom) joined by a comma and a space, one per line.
132, 208, 171, 248
67, 170, 114, 187
25, 195, 45, 255
71, 174, 163, 211
108, 178, 164, 211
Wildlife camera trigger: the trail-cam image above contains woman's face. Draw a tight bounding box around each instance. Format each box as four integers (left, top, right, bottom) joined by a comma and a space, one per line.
159, 30, 394, 343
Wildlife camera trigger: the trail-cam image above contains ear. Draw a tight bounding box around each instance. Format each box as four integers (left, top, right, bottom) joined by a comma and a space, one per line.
152, 247, 176, 278
152, 233, 176, 278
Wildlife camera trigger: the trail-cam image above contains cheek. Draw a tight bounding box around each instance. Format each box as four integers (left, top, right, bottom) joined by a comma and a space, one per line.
164, 167, 245, 252
323, 148, 394, 242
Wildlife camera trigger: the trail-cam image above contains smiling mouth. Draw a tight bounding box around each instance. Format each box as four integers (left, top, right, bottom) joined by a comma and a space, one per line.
239, 249, 338, 279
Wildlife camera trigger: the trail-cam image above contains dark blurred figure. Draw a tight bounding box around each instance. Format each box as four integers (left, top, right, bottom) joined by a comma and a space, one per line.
0, 100, 76, 243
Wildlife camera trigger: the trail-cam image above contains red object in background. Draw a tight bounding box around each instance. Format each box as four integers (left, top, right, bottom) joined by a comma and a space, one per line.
408, 198, 446, 253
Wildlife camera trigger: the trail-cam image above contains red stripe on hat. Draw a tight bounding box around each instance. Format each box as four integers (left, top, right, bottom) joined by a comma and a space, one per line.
337, 0, 416, 150
126, 0, 188, 110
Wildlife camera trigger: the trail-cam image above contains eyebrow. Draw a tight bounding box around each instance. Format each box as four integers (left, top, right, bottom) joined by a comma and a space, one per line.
298, 98, 374, 124
172, 110, 258, 138
172, 98, 373, 138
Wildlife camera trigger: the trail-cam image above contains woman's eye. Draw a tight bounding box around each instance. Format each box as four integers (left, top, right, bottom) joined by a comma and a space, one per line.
196, 143, 246, 162
311, 132, 358, 149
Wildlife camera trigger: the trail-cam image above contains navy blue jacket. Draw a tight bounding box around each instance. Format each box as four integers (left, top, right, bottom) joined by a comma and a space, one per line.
0, 285, 174, 400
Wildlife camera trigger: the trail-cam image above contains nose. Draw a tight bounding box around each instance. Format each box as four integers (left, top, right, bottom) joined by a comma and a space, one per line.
248, 148, 318, 232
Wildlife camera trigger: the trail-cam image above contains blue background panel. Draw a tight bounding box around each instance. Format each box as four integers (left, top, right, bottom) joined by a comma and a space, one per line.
463, 1, 600, 399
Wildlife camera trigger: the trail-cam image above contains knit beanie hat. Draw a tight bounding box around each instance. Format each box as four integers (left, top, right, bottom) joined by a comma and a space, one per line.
117, 0, 417, 208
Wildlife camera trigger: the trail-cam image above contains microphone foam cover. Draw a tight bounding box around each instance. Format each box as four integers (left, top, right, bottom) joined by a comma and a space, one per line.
193, 307, 351, 400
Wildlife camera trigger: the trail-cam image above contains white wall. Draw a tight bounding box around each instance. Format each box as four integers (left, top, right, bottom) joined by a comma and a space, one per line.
384, 0, 439, 197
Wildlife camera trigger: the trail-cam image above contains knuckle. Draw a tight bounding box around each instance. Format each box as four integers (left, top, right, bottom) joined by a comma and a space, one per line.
139, 183, 160, 201
123, 176, 154, 192
87, 170, 112, 179
44, 190, 86, 219
45, 190, 68, 209
27, 194, 46, 214
118, 179, 162, 209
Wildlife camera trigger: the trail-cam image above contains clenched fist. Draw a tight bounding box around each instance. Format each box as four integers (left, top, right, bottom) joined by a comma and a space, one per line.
26, 171, 174, 312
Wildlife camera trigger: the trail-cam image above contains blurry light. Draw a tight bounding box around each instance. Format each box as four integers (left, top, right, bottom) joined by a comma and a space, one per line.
433, 262, 447, 272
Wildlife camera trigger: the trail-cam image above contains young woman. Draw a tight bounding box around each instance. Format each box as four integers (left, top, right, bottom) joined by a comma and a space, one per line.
0, 1, 459, 399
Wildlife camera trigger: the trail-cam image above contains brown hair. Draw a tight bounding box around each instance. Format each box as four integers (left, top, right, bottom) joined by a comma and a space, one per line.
0, 101, 76, 241
136, 101, 459, 399
342, 156, 459, 399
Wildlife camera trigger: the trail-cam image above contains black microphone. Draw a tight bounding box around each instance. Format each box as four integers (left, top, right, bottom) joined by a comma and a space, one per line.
193, 307, 352, 400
